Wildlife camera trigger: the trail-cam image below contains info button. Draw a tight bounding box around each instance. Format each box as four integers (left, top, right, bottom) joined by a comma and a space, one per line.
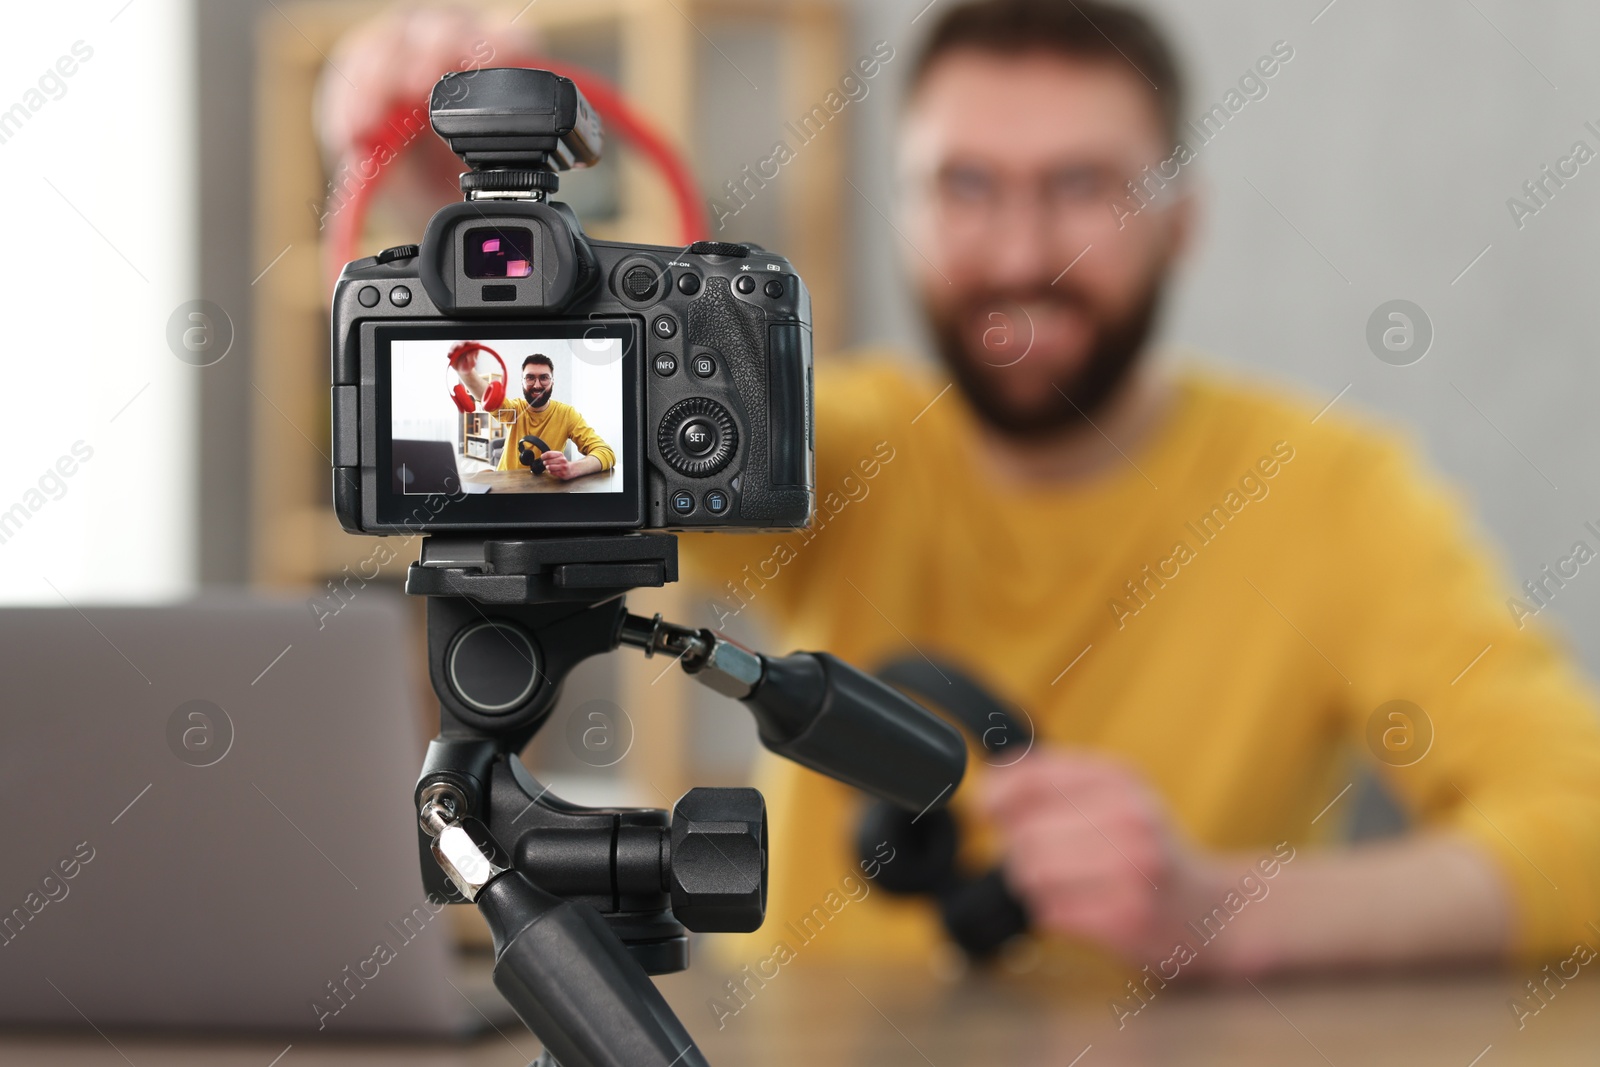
653, 352, 678, 377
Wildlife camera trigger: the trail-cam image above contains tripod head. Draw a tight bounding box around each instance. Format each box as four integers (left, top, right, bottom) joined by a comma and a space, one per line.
406, 532, 966, 1067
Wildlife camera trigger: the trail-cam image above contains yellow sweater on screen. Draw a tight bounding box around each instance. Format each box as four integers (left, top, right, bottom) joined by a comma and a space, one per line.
681, 355, 1600, 966
492, 398, 615, 472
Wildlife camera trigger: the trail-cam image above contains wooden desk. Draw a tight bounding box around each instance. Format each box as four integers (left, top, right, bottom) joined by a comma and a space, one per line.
463, 468, 620, 495
3, 961, 1594, 1065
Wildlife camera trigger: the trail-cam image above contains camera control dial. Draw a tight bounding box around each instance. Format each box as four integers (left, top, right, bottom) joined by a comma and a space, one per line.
658, 397, 737, 478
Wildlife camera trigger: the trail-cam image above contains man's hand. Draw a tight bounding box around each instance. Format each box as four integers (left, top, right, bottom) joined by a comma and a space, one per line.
448, 341, 489, 401
540, 451, 572, 480
981, 748, 1517, 977
979, 749, 1219, 966
540, 453, 602, 481
315, 6, 537, 163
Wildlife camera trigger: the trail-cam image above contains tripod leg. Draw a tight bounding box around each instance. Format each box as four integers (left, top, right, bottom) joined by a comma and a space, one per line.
478, 869, 708, 1067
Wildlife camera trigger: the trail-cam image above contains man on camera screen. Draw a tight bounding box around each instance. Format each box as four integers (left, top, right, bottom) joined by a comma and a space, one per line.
455, 351, 616, 480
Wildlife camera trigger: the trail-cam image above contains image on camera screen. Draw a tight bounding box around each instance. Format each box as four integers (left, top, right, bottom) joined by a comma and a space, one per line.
389, 336, 624, 496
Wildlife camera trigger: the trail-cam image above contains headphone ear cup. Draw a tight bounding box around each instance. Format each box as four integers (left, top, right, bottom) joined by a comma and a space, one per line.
483, 380, 505, 411
938, 868, 1030, 961
856, 655, 1035, 961
518, 436, 547, 474
856, 802, 1030, 961
450, 383, 475, 413
856, 802, 958, 897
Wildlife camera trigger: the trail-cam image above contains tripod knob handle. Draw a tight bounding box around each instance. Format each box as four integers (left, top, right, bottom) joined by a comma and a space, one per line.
749, 652, 968, 813
667, 787, 767, 932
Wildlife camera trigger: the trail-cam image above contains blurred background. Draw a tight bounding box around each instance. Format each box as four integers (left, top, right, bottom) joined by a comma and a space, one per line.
9, 4, 1600, 1062
2, 0, 1599, 1057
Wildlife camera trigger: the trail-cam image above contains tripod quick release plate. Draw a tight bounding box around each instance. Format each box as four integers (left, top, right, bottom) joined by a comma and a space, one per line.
406, 534, 679, 604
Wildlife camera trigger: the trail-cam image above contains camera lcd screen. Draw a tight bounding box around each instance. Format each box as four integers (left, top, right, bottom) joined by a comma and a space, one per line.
464, 226, 535, 279
372, 321, 642, 529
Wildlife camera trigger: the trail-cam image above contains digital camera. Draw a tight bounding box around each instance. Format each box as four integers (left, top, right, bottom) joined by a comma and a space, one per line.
330, 68, 815, 534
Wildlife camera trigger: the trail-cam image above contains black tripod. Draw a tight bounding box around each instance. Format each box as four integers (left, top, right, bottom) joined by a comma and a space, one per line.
406, 533, 966, 1067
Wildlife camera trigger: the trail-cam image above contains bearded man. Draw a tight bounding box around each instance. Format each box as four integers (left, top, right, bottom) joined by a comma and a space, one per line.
689, 0, 1600, 977
327, 0, 1600, 977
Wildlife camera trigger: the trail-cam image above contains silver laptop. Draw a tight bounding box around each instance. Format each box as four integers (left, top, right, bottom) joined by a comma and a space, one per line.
0, 591, 511, 1036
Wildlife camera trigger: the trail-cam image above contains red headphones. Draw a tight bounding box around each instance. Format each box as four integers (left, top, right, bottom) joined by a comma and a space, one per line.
447, 341, 507, 412
324, 59, 710, 290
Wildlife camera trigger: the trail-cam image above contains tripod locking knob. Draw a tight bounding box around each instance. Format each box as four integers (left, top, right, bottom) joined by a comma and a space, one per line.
667, 788, 767, 932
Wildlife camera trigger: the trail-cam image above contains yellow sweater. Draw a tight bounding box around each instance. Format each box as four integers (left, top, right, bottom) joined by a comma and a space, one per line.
493, 398, 615, 472
682, 356, 1600, 964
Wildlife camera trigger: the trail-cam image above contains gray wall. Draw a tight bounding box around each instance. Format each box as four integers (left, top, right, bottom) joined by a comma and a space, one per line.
837, 0, 1600, 676
196, 0, 273, 583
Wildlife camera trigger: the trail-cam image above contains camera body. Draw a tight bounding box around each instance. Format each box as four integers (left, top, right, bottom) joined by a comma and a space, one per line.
330, 68, 815, 534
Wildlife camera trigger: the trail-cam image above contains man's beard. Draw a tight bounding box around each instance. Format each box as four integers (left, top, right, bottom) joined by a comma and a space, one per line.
926, 273, 1166, 441
524, 385, 552, 407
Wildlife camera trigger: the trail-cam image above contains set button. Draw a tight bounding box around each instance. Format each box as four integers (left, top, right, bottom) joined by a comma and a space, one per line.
678, 418, 719, 457
657, 397, 737, 478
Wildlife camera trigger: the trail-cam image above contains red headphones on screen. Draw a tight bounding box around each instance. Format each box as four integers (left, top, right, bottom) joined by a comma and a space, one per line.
447, 341, 507, 413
